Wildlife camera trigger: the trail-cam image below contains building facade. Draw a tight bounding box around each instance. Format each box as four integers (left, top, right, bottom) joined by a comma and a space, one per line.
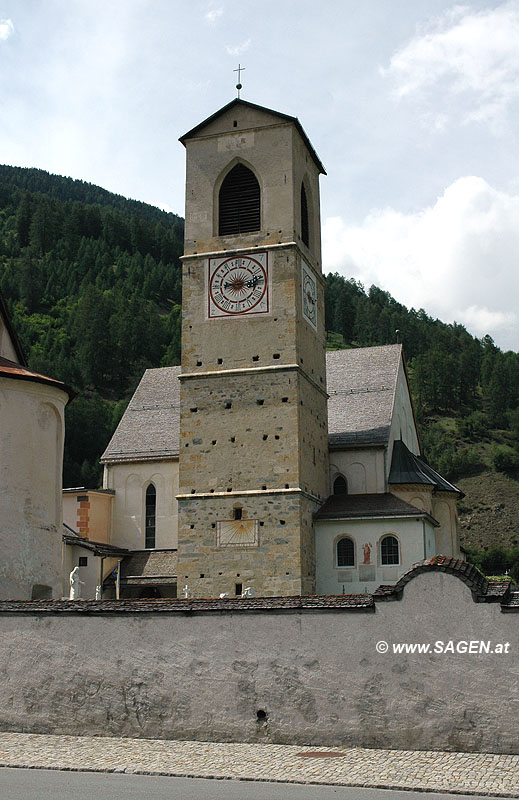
98, 99, 461, 600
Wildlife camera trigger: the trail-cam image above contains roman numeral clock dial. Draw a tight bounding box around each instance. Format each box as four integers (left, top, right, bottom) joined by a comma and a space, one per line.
208, 253, 269, 318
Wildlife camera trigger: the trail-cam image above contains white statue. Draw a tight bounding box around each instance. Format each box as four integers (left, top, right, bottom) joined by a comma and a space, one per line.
243, 586, 255, 597
183, 584, 189, 599
69, 566, 84, 600
95, 585, 102, 600
219, 593, 229, 598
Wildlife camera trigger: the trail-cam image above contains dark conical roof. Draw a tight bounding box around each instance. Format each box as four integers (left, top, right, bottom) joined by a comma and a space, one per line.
388, 439, 463, 496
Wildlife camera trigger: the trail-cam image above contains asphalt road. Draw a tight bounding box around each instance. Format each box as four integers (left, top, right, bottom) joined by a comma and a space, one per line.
0, 769, 514, 800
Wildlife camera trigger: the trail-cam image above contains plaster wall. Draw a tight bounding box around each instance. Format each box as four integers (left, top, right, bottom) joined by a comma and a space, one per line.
387, 358, 420, 469
433, 493, 460, 557
0, 378, 67, 599
329, 449, 385, 494
63, 491, 113, 543
315, 516, 436, 594
103, 460, 179, 551
0, 571, 516, 754
0, 317, 18, 362
391, 486, 459, 559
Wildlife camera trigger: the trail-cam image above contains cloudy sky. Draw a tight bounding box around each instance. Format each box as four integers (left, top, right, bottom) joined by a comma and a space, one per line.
1, 1, 518, 350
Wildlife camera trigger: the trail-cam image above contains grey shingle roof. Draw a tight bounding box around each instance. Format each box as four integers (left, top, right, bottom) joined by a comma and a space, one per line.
101, 366, 181, 463
326, 345, 401, 448
314, 492, 438, 524
120, 550, 178, 582
101, 346, 402, 463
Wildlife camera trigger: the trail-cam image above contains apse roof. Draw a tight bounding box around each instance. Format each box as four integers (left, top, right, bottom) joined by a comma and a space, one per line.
388, 439, 462, 495
101, 346, 403, 463
179, 98, 326, 175
314, 492, 439, 526
0, 355, 74, 398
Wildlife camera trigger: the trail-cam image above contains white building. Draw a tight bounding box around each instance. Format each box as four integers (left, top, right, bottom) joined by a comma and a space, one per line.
0, 290, 72, 600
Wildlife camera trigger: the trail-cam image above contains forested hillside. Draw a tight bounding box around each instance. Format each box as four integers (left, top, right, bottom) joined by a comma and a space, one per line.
1, 165, 518, 577
0, 166, 183, 486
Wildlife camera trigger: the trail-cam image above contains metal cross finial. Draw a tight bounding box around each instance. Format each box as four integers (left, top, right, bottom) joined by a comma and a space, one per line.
234, 63, 245, 98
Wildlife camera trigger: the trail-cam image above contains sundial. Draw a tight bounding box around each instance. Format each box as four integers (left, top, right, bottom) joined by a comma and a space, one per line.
217, 518, 259, 547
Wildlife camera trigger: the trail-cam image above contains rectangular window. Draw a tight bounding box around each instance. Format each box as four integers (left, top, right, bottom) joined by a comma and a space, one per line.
78, 556, 88, 567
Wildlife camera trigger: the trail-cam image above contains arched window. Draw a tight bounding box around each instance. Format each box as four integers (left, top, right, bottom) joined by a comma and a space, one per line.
301, 183, 309, 247
145, 484, 156, 549
337, 537, 355, 567
380, 535, 399, 565
219, 163, 260, 236
333, 475, 348, 495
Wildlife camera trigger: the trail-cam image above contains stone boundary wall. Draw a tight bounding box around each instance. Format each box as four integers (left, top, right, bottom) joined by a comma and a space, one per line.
0, 559, 517, 754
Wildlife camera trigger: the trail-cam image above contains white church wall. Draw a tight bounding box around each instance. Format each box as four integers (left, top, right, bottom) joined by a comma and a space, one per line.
432, 494, 461, 557
0, 569, 516, 754
0, 316, 19, 362
315, 515, 434, 594
329, 448, 385, 495
387, 358, 420, 472
103, 459, 179, 550
0, 378, 67, 600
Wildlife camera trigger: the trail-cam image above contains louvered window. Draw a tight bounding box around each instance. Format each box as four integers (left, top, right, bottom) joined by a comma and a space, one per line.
219, 164, 260, 236
145, 484, 156, 549
337, 537, 355, 567
301, 183, 309, 247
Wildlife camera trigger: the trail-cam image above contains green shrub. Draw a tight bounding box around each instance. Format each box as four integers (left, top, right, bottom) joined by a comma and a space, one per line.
493, 445, 519, 475
458, 411, 488, 442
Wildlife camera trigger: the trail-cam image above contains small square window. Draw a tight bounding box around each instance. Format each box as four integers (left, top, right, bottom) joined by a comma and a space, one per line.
78, 556, 88, 567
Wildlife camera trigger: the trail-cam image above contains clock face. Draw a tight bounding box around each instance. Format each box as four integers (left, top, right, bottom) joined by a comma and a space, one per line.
208, 252, 269, 318
302, 260, 317, 329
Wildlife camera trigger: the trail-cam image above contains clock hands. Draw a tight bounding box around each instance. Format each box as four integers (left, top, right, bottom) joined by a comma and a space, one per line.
223, 274, 264, 291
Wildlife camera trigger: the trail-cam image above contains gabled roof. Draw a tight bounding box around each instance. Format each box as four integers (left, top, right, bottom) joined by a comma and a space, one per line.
389, 439, 462, 496
315, 492, 439, 526
179, 98, 326, 175
101, 365, 181, 463
0, 288, 26, 365
326, 345, 402, 449
102, 347, 407, 464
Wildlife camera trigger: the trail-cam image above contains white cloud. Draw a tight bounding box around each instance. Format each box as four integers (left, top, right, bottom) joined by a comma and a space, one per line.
0, 18, 14, 41
382, 2, 519, 128
226, 38, 251, 57
204, 5, 223, 24
322, 176, 519, 350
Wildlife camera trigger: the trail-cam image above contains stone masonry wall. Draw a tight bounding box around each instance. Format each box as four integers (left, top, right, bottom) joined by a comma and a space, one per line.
0, 569, 517, 754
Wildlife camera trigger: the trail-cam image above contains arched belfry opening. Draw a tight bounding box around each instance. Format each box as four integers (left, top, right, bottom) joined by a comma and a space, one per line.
219, 163, 260, 236
301, 182, 309, 247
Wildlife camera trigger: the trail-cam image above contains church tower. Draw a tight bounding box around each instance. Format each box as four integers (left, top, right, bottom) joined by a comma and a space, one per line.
177, 99, 328, 597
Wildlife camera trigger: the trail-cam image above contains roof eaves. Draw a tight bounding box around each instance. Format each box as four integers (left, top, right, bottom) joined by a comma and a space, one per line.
179, 98, 326, 175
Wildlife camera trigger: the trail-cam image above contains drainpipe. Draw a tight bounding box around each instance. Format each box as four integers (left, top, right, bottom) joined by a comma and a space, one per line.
423, 519, 427, 558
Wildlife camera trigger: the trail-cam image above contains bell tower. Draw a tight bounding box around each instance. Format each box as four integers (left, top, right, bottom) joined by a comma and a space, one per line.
177, 99, 328, 597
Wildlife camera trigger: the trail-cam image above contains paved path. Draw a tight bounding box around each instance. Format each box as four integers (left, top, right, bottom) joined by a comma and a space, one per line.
0, 733, 517, 797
